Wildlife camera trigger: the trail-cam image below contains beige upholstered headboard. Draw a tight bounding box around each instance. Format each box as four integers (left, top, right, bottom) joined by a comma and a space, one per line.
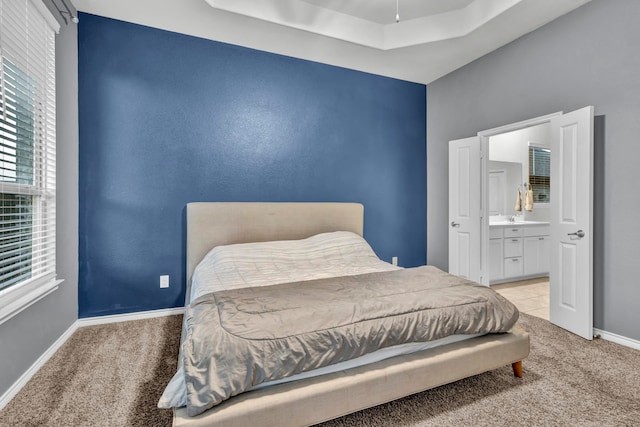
185, 202, 364, 304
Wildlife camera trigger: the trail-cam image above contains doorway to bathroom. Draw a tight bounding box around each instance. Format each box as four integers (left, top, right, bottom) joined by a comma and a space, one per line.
448, 107, 594, 339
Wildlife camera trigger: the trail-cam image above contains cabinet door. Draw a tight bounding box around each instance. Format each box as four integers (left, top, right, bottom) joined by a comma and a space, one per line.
524, 236, 551, 276
489, 239, 503, 282
524, 237, 540, 276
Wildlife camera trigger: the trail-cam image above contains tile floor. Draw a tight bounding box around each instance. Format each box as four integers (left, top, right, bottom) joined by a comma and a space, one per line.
491, 277, 549, 320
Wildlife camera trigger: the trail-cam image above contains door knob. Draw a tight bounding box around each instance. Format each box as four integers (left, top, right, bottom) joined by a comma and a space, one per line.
568, 230, 585, 238
451, 221, 460, 228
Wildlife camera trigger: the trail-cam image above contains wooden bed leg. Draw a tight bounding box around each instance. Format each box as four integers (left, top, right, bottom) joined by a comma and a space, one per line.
512, 361, 523, 378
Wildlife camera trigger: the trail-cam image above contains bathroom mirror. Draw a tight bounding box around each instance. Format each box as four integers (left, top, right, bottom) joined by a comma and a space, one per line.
488, 160, 522, 215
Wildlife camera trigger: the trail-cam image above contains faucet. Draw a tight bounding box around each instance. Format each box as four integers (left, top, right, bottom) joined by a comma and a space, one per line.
508, 214, 521, 223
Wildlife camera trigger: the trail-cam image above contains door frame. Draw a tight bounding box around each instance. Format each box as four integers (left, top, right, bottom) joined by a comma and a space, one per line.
477, 112, 563, 286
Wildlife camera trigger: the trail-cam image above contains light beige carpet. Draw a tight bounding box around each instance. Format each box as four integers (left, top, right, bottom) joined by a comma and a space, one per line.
0, 315, 181, 427
1, 313, 639, 427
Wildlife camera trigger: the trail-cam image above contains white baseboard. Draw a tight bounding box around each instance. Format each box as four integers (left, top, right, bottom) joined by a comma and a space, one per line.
0, 306, 185, 411
593, 328, 640, 351
77, 306, 185, 328
0, 320, 78, 411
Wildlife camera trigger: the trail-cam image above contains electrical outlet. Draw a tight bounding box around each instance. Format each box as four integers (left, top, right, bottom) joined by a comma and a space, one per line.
392, 256, 398, 266
160, 275, 170, 288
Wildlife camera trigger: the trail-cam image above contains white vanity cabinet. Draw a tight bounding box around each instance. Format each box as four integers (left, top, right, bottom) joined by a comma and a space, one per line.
523, 226, 551, 276
489, 224, 549, 283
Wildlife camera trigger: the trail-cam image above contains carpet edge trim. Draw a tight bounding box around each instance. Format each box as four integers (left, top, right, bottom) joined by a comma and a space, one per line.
593, 328, 640, 351
0, 319, 79, 411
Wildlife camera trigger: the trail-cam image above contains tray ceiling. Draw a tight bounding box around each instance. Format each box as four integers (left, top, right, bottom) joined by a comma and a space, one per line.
73, 0, 592, 84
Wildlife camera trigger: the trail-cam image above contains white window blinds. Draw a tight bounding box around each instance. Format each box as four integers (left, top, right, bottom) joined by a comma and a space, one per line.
0, 0, 56, 292
528, 146, 550, 203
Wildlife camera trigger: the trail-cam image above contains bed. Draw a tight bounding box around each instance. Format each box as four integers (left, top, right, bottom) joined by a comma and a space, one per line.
163, 202, 530, 426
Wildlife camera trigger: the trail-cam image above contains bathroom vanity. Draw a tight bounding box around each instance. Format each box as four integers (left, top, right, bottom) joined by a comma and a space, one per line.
489, 221, 550, 283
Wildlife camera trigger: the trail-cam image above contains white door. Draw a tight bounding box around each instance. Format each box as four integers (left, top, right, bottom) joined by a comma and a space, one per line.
449, 137, 481, 282
549, 106, 594, 340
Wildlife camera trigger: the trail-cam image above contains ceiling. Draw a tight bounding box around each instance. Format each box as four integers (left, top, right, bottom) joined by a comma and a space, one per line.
300, 0, 475, 26
73, 0, 591, 84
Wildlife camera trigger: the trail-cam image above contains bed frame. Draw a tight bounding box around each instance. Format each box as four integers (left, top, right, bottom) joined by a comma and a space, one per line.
174, 202, 530, 427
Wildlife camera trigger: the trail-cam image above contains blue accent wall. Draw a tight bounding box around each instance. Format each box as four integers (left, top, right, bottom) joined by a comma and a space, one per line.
78, 14, 426, 317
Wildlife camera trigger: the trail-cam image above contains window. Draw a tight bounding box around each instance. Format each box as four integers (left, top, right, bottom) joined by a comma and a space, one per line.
0, 0, 59, 323
528, 146, 550, 203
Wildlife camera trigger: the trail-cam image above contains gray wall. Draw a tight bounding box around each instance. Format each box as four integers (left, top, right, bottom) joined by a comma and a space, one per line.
427, 0, 640, 340
0, 21, 78, 396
